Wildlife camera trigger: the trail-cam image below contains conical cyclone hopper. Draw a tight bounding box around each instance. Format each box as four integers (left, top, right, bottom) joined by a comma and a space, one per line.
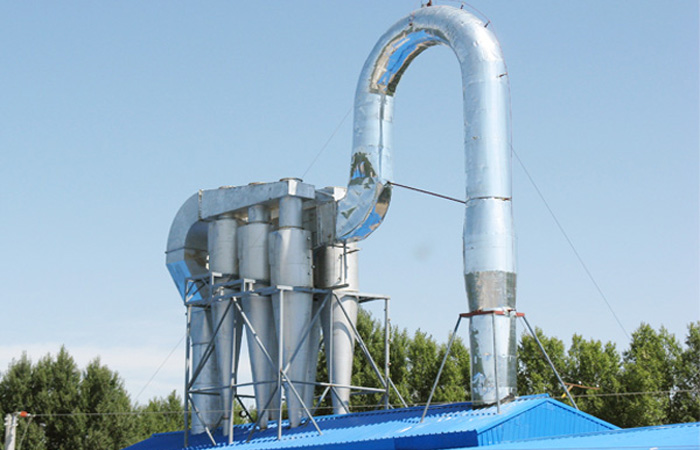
270, 196, 313, 428
208, 217, 243, 433
303, 298, 323, 412
189, 307, 221, 434
238, 206, 279, 429
316, 243, 359, 415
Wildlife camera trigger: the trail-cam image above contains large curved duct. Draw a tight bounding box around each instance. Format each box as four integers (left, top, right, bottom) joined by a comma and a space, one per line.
336, 5, 516, 405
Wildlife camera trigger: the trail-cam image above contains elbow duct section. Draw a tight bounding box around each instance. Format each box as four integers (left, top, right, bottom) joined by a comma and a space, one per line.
336, 5, 517, 405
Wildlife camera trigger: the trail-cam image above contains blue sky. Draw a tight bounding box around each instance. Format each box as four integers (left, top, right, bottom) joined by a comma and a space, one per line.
1, 1, 697, 403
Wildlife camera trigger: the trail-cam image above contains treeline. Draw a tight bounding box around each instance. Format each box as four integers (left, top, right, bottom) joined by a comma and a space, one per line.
1, 318, 698, 449
0, 348, 183, 450
332, 311, 699, 428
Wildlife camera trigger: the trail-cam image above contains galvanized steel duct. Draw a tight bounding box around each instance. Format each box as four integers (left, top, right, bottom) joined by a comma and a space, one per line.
336, 5, 517, 405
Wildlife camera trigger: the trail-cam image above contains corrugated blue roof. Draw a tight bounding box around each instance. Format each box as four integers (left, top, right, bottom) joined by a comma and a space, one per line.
481, 421, 700, 449
124, 395, 617, 450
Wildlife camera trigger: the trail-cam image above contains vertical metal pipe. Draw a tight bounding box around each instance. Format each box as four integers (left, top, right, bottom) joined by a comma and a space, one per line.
184, 305, 192, 448
238, 205, 279, 428
491, 314, 501, 414
305, 298, 322, 413
270, 195, 314, 427
228, 302, 239, 443
384, 297, 390, 410
468, 311, 517, 406
316, 243, 359, 415
208, 215, 242, 434
277, 290, 284, 439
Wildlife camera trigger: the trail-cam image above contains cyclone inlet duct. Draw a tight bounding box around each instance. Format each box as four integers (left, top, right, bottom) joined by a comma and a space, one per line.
165, 4, 517, 442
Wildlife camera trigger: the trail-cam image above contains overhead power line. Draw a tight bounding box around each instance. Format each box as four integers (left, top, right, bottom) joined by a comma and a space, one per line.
389, 154, 631, 343
301, 106, 353, 180
134, 334, 185, 403
511, 149, 631, 341
21, 388, 699, 418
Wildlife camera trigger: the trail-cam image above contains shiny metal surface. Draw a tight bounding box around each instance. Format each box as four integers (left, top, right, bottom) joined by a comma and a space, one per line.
189, 307, 221, 434
279, 196, 303, 229
463, 198, 515, 275
316, 244, 359, 414
166, 193, 209, 302
238, 209, 279, 429
464, 271, 516, 312
304, 298, 323, 413
336, 5, 512, 243
464, 199, 515, 405
334, 5, 517, 405
201, 180, 315, 222
169, 4, 519, 423
269, 197, 314, 428
247, 204, 269, 224
207, 217, 242, 434
468, 310, 517, 406
166, 180, 316, 303
208, 216, 238, 275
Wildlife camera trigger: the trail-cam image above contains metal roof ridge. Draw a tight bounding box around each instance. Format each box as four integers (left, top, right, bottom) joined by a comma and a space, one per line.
470, 396, 550, 434
472, 396, 618, 436
487, 421, 700, 446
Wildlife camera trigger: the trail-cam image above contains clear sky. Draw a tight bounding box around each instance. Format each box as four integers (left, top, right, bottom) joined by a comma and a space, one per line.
1, 1, 698, 404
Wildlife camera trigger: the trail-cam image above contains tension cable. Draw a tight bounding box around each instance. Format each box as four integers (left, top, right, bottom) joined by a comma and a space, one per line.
387, 181, 465, 204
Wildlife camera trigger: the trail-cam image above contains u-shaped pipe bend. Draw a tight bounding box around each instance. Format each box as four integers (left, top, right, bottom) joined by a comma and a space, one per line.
336, 6, 512, 247
337, 4, 515, 284
336, 5, 517, 404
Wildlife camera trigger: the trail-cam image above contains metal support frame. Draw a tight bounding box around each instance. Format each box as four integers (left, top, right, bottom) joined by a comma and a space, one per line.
183, 274, 247, 448
520, 314, 578, 410
183, 275, 402, 446
420, 310, 576, 423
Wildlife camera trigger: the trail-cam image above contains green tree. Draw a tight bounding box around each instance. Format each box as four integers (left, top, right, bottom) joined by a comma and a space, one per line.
81, 358, 138, 449
565, 335, 622, 424
0, 347, 186, 450
0, 354, 47, 450
27, 347, 84, 450
135, 391, 185, 440
517, 328, 567, 400
618, 324, 681, 427
668, 322, 700, 423
350, 309, 411, 410
405, 330, 440, 405
430, 334, 470, 404
346, 310, 472, 410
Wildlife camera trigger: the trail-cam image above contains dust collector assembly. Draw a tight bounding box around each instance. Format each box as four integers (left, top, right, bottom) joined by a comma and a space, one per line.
166, 4, 516, 442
